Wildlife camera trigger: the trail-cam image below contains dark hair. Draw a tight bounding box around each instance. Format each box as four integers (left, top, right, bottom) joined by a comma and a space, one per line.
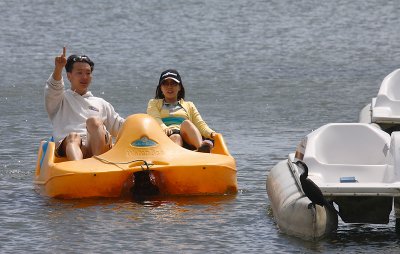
155, 69, 185, 100
65, 55, 94, 73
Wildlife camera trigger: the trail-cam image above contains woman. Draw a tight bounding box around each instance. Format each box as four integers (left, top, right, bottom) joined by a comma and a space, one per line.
147, 69, 216, 153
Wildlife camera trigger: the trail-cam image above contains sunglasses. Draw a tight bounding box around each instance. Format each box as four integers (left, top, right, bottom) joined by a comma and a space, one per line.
161, 80, 179, 87
72, 55, 91, 62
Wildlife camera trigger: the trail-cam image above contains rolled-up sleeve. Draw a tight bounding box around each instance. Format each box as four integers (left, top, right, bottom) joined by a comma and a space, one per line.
44, 74, 65, 120
189, 102, 214, 139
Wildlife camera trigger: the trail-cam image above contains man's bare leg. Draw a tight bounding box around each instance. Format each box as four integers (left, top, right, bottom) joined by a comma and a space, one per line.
86, 117, 110, 156
63, 133, 83, 161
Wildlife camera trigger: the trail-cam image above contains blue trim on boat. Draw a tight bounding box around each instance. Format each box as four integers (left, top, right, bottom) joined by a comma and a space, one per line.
39, 137, 53, 169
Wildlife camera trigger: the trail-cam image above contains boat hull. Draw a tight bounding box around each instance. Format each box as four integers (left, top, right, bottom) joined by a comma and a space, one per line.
266, 159, 338, 241
34, 114, 238, 198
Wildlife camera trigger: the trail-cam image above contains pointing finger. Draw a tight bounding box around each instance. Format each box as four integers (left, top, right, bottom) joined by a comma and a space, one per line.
62, 46, 66, 57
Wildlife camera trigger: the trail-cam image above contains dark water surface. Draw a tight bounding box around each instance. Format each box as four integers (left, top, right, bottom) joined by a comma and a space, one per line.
1, 0, 400, 252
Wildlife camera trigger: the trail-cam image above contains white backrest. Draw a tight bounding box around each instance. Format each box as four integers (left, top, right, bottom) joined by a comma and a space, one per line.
381, 69, 400, 100
304, 123, 390, 165
384, 131, 400, 182
372, 69, 400, 122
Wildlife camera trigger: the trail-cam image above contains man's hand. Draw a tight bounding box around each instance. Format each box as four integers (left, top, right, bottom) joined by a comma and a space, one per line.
53, 46, 67, 81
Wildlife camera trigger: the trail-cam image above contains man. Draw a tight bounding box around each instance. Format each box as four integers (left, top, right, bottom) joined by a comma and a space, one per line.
45, 47, 124, 160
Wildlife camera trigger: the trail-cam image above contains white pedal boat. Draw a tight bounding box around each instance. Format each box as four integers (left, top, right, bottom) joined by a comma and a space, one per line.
360, 68, 400, 133
267, 122, 400, 240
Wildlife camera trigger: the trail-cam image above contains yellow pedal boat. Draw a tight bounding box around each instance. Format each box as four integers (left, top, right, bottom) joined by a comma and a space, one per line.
34, 114, 238, 198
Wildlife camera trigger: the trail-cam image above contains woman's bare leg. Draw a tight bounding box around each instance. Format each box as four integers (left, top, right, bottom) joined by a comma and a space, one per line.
180, 120, 203, 149
169, 133, 183, 146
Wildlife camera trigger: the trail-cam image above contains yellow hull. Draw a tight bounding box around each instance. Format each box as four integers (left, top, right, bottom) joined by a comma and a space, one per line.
34, 114, 238, 198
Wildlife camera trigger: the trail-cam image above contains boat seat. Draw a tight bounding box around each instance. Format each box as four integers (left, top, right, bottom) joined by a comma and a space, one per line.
303, 123, 391, 184
372, 69, 400, 123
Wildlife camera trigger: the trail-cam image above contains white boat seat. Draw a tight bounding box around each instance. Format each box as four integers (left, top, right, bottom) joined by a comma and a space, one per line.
372, 69, 400, 123
303, 123, 391, 185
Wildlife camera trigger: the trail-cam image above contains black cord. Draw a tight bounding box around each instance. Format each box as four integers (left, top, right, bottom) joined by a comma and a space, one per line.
92, 156, 153, 170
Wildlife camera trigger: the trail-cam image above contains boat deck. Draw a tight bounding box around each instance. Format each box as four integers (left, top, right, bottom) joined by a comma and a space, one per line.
319, 183, 400, 196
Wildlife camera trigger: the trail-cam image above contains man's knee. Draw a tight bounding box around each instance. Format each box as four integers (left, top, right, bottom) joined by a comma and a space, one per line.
65, 132, 81, 144
86, 117, 103, 132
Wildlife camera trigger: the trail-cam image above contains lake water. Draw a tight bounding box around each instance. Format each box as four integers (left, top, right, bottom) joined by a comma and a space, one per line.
1, 0, 400, 252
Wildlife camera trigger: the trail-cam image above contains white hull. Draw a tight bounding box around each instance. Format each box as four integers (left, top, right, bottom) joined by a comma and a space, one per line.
267, 157, 338, 240
267, 122, 400, 240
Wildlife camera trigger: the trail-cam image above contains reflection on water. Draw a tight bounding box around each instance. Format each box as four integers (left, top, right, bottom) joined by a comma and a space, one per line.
46, 194, 237, 209
42, 195, 238, 228
32, 194, 240, 252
